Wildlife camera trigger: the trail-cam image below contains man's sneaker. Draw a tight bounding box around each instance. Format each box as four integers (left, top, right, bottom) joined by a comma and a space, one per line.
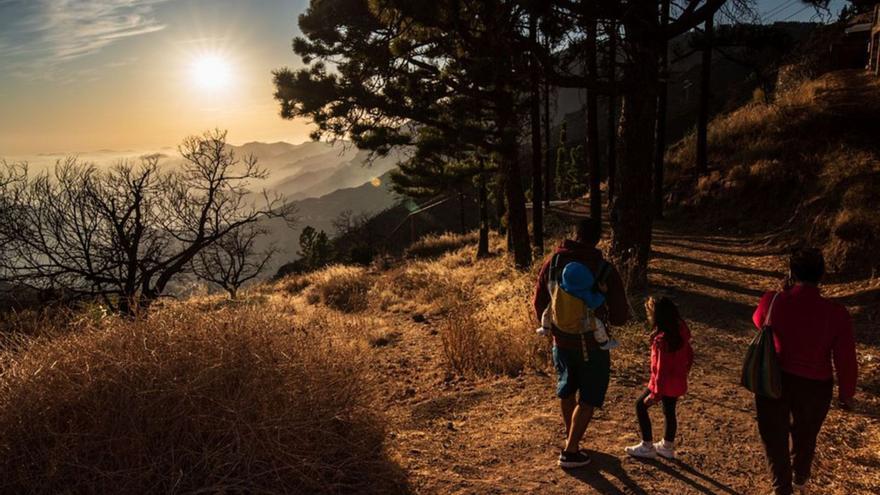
624, 441, 657, 459
558, 449, 592, 469
653, 440, 675, 459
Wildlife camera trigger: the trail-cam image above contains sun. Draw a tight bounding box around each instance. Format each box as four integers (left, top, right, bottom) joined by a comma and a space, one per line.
190, 54, 233, 90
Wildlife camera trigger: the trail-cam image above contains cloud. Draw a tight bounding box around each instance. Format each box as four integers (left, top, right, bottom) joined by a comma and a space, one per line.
0, 0, 171, 78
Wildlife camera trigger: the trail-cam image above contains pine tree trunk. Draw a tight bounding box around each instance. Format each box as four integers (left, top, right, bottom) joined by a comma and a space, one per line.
494, 178, 506, 231
654, 0, 671, 218
607, 19, 618, 204
477, 168, 490, 258
493, 58, 531, 268
501, 142, 531, 268
611, 3, 660, 291
458, 191, 466, 235
696, 13, 714, 175
543, 80, 553, 207
585, 15, 601, 221
530, 13, 544, 256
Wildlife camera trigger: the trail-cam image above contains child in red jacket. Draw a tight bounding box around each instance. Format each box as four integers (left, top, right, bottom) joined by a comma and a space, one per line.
625, 296, 694, 460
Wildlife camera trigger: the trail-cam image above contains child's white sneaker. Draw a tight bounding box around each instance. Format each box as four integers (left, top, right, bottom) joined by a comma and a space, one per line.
624, 441, 657, 459
535, 326, 550, 337
653, 440, 675, 459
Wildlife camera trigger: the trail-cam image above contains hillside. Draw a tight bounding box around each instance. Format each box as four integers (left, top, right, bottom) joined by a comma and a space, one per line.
667, 70, 880, 280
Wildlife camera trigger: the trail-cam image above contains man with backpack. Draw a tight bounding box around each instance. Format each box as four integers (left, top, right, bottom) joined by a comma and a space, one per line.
533, 217, 630, 468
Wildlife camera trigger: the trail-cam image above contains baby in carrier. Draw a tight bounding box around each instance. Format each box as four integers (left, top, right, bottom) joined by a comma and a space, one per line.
536, 259, 619, 351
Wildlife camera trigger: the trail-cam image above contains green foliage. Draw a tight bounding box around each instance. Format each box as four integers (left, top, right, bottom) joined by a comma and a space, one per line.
298, 226, 332, 271
554, 124, 587, 200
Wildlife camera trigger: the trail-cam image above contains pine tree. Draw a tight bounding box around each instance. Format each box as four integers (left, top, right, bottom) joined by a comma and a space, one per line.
298, 226, 332, 271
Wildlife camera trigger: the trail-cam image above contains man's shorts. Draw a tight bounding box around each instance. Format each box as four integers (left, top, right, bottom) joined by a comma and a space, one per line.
552, 345, 611, 408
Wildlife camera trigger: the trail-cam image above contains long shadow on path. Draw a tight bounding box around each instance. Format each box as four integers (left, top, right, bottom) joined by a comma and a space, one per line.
652, 250, 784, 280
652, 238, 783, 258
651, 269, 766, 299
563, 451, 648, 494
631, 458, 741, 495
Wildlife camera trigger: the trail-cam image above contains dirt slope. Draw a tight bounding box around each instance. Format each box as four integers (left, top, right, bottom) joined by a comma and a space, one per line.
370, 224, 880, 494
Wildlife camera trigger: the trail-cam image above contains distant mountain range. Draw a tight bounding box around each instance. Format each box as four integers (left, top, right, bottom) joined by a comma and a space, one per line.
231, 140, 401, 201
228, 141, 403, 275
258, 169, 399, 272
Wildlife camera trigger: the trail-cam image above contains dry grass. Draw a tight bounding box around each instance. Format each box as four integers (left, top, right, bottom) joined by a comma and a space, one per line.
274, 265, 374, 313
376, 233, 551, 377
666, 70, 880, 275
404, 231, 480, 260
0, 303, 406, 495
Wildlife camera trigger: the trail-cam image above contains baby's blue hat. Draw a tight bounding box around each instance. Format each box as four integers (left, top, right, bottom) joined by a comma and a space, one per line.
560, 262, 605, 309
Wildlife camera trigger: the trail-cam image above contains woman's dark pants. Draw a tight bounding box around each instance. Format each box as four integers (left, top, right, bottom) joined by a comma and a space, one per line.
755, 372, 833, 495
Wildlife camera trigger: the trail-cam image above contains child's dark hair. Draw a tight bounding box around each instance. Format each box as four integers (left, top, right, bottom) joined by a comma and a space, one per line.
652, 297, 683, 352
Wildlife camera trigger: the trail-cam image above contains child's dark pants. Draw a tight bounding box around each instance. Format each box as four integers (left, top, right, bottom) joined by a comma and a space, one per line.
635, 389, 678, 442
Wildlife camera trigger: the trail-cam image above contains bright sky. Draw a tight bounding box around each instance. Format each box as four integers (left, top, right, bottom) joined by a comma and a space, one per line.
0, 0, 313, 155
0, 0, 847, 156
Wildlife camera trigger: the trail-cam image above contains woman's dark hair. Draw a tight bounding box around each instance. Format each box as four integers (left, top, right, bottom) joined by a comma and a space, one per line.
652, 297, 683, 352
789, 247, 824, 284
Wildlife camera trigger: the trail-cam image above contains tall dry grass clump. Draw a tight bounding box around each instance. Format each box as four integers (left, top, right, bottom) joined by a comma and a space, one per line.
404, 231, 480, 260
378, 234, 550, 377
0, 305, 405, 494
280, 265, 374, 313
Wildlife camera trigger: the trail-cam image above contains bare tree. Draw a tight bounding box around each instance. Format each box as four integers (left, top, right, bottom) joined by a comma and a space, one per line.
0, 130, 294, 313
191, 223, 277, 299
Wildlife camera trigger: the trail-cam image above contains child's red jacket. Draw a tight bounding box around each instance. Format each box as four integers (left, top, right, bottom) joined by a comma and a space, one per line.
648, 320, 694, 399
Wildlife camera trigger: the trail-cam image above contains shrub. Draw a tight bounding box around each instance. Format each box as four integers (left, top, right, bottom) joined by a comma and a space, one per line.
440, 300, 547, 378
310, 265, 373, 312
0, 306, 405, 494
277, 273, 312, 295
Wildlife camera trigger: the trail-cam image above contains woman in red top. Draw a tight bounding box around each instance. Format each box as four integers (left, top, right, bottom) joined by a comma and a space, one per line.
752, 248, 858, 495
625, 296, 694, 460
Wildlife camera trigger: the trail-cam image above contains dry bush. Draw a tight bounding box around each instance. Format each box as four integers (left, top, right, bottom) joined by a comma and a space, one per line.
404, 231, 480, 260
372, 232, 550, 376
0, 304, 113, 346
305, 265, 373, 313
440, 299, 548, 378
371, 263, 468, 317
0, 305, 406, 495
276, 273, 312, 295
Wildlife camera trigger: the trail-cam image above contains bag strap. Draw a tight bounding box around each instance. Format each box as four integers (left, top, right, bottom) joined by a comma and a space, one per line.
764, 292, 780, 327
549, 253, 564, 285
593, 260, 611, 290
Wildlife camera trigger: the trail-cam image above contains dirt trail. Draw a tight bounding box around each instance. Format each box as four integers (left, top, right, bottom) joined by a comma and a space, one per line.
373, 226, 880, 494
